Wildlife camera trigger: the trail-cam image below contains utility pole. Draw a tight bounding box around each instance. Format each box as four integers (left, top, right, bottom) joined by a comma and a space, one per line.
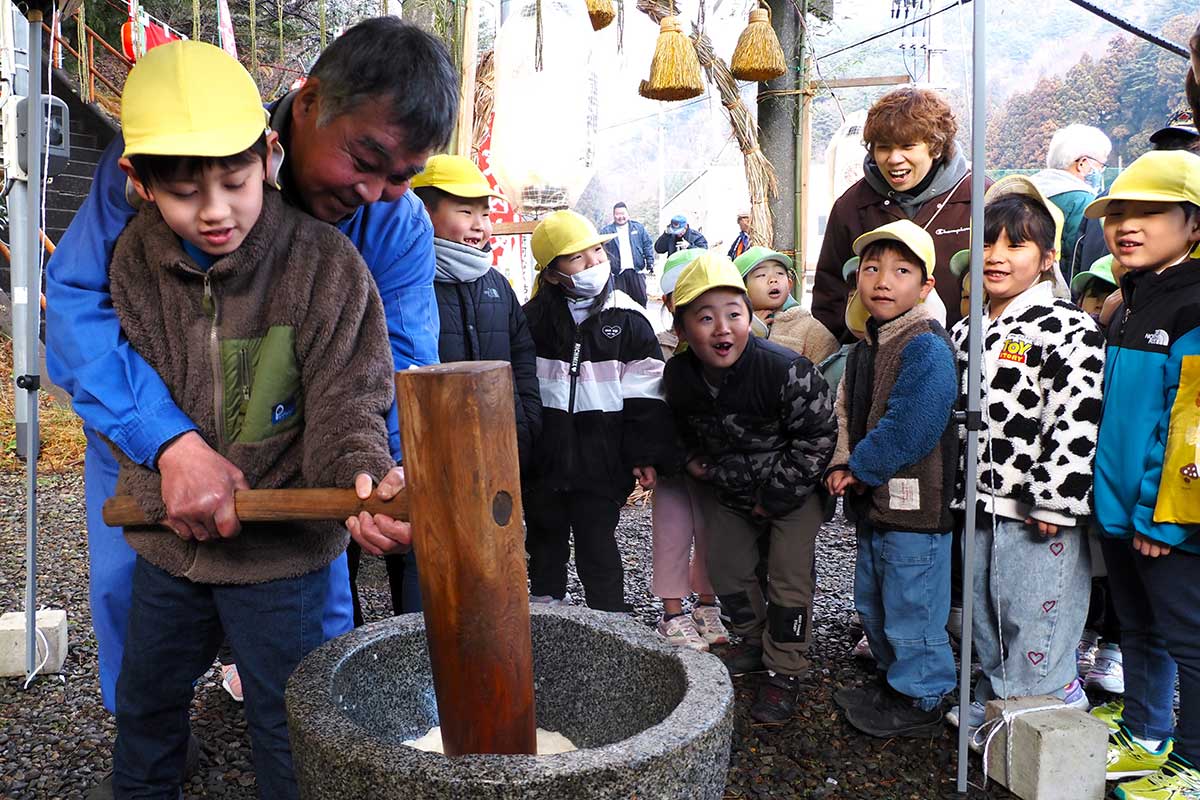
760, 0, 800, 259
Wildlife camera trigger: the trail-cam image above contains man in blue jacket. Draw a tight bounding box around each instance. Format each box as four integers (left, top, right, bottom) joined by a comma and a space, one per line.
45, 16, 454, 739
600, 201, 655, 306
655, 214, 709, 257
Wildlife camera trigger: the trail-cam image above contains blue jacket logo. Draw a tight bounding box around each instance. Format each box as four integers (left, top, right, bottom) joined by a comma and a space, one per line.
272, 398, 297, 425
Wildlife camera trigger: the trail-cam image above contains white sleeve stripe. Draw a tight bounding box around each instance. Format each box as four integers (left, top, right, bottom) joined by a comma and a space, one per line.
620, 370, 665, 401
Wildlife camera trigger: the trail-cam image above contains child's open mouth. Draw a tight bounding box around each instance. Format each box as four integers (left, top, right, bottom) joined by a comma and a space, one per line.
201, 228, 233, 246
712, 341, 734, 356
1115, 239, 1141, 252
464, 236, 482, 246
888, 168, 912, 182
983, 269, 1009, 280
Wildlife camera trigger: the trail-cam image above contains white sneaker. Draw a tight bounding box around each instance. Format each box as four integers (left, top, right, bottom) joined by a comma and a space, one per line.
657, 614, 709, 651
946, 701, 987, 752
851, 633, 874, 660
1063, 677, 1091, 709
530, 594, 567, 606
690, 604, 730, 646
221, 663, 244, 703
1076, 630, 1099, 678
1086, 645, 1125, 694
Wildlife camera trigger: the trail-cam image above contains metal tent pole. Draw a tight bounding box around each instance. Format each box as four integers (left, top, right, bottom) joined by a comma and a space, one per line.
956, 0, 985, 792
9, 4, 47, 682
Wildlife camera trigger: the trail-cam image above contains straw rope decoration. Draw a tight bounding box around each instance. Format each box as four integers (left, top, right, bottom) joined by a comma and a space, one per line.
587, 0, 615, 30
636, 0, 777, 246
472, 49, 495, 158
278, 0, 284, 62
193, 0, 199, 39
534, 0, 544, 71
249, 0, 258, 77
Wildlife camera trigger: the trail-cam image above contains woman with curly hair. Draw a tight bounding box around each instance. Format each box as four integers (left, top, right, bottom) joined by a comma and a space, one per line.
812, 87, 980, 341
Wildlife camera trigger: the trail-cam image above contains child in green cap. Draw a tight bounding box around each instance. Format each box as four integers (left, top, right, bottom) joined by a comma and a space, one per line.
735, 247, 838, 365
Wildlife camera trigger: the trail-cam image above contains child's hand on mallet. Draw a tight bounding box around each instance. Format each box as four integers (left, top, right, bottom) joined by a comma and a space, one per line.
825, 469, 856, 497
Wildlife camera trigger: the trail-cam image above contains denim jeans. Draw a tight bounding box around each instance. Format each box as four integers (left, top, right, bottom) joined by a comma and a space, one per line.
971, 518, 1091, 703
855, 527, 956, 710
1101, 537, 1200, 760
113, 557, 338, 800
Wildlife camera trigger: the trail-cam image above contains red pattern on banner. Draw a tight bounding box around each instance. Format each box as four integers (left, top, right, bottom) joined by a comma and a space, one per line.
474, 113, 528, 299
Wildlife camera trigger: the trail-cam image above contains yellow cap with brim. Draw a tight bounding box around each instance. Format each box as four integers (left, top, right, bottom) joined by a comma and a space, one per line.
672, 252, 746, 307
845, 290, 869, 339
121, 41, 268, 159
1085, 150, 1200, 218
987, 175, 1065, 256
531, 210, 616, 270
410, 154, 505, 200
661, 248, 705, 296
852, 219, 936, 278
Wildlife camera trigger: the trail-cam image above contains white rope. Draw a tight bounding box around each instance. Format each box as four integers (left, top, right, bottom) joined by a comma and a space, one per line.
22, 621, 51, 690
977, 702, 1065, 787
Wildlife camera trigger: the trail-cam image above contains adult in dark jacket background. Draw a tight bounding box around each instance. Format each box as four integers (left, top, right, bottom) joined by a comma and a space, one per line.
812, 87, 978, 341
600, 201, 656, 306
655, 214, 709, 256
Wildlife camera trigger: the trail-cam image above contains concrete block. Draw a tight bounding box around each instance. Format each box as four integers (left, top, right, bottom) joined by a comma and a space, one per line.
0, 610, 68, 677
983, 695, 1108, 800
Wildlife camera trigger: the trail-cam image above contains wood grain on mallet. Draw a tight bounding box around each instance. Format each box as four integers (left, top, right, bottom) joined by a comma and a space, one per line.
101, 488, 409, 528
397, 360, 537, 756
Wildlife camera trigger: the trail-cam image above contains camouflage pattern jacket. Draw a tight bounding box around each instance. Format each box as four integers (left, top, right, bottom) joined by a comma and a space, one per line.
664, 335, 836, 517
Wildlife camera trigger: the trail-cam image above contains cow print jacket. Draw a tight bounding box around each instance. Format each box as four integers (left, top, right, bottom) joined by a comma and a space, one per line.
950, 281, 1106, 526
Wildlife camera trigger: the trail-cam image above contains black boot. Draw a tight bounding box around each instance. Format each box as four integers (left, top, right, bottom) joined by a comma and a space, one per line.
719, 642, 766, 676
843, 684, 944, 738
833, 672, 887, 714
750, 671, 800, 723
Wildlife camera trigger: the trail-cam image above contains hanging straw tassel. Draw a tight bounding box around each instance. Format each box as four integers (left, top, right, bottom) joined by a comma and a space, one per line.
587, 0, 615, 30
730, 1, 786, 83
638, 15, 703, 101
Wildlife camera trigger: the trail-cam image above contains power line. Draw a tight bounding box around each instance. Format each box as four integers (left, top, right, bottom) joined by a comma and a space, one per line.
1063, 0, 1188, 58
815, 0, 972, 63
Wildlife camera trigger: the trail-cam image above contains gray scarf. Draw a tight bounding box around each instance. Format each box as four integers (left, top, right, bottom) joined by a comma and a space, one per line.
863, 147, 969, 218
433, 238, 493, 284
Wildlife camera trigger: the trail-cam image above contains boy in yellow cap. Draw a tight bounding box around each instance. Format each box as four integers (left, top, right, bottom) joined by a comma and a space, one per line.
663, 252, 835, 723
395, 155, 541, 617
735, 246, 839, 365
1087, 150, 1200, 798
521, 210, 674, 612
108, 41, 398, 798
822, 219, 959, 738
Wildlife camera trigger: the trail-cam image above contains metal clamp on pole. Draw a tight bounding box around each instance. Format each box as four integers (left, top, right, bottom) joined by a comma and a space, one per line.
952, 409, 984, 430
15, 373, 40, 391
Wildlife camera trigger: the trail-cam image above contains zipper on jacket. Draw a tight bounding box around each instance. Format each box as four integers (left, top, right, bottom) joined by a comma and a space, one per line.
567, 334, 583, 414
237, 348, 252, 402
203, 272, 226, 449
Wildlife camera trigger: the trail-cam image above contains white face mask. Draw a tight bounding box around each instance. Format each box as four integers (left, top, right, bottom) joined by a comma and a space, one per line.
559, 262, 611, 298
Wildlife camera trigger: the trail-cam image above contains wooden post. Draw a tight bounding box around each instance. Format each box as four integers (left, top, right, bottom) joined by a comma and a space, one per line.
395, 361, 537, 756
453, 0, 478, 158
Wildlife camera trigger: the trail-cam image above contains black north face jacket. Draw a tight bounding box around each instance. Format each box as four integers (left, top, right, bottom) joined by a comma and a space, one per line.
664, 335, 837, 517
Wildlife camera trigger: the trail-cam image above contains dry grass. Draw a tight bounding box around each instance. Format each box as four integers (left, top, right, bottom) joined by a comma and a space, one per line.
1, 334, 85, 474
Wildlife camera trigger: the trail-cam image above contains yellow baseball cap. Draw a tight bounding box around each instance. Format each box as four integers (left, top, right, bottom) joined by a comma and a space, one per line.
531, 210, 615, 270
988, 175, 1065, 256
852, 220, 936, 278
672, 252, 746, 307
121, 41, 268, 159
410, 154, 505, 200
1085, 150, 1200, 218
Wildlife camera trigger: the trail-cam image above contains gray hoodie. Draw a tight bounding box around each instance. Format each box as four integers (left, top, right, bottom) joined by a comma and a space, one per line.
862, 148, 970, 219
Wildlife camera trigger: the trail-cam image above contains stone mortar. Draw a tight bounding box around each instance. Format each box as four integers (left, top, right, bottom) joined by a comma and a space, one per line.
286, 604, 734, 799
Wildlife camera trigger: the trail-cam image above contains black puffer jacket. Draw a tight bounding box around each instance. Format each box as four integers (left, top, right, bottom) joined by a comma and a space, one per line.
436, 267, 542, 473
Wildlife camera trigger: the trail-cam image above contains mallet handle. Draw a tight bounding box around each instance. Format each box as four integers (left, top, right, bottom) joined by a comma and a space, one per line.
102, 488, 408, 527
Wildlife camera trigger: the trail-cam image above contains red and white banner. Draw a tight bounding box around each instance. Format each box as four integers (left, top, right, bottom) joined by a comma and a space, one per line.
475, 113, 531, 300
217, 0, 238, 58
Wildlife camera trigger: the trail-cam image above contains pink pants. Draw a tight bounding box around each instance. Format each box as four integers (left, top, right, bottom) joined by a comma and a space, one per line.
651, 474, 715, 599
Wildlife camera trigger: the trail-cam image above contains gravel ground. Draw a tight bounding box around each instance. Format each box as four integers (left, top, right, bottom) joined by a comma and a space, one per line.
1, 470, 1086, 799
